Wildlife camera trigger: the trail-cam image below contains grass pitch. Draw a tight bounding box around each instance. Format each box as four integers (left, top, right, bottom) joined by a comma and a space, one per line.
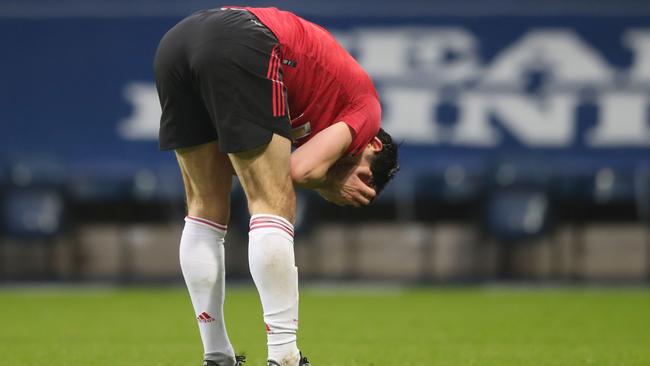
1, 285, 649, 366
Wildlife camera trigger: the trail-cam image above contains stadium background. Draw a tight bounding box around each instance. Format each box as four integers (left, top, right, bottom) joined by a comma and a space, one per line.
2, 1, 650, 365
1, 0, 650, 283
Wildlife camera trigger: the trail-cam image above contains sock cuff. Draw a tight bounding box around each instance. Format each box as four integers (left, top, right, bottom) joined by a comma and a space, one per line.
185, 215, 227, 234
249, 214, 294, 238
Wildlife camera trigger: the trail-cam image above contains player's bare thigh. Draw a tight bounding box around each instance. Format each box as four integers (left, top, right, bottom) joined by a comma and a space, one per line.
175, 141, 233, 224
228, 133, 296, 223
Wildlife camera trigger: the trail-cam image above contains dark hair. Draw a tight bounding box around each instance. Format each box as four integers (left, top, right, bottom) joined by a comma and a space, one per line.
370, 128, 400, 195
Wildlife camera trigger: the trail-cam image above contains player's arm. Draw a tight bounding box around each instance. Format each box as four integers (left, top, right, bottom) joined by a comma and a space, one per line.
290, 121, 376, 207
290, 121, 352, 189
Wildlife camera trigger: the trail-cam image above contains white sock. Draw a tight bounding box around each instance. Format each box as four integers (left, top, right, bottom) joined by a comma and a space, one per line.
249, 214, 300, 366
180, 216, 236, 366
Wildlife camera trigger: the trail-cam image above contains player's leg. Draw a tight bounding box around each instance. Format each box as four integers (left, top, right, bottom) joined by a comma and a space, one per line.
154, 14, 239, 366
228, 134, 302, 366
177, 142, 232, 224
173, 8, 305, 366
176, 142, 238, 366
229, 133, 295, 221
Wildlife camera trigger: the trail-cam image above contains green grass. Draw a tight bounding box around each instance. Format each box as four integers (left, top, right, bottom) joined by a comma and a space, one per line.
1, 286, 649, 366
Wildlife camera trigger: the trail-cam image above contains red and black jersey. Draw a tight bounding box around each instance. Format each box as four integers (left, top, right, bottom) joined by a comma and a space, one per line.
246, 7, 381, 155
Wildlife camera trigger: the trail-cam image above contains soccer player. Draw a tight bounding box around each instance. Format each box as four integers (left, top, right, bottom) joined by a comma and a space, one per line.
154, 6, 399, 366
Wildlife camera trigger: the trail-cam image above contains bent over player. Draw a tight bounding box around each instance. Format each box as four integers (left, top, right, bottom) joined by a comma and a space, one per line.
154, 6, 399, 366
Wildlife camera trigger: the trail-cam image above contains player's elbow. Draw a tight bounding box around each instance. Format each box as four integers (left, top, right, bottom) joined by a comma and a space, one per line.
291, 157, 326, 187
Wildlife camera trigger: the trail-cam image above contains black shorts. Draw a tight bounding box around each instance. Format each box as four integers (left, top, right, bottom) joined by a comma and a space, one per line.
154, 8, 291, 153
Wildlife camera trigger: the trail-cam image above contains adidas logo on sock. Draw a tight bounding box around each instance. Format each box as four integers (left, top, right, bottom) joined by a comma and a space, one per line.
197, 312, 215, 323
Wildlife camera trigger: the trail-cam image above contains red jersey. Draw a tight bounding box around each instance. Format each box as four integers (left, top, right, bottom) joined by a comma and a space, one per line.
246, 7, 381, 155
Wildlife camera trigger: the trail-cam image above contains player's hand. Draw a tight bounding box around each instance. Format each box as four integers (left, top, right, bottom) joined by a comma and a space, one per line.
318, 164, 376, 207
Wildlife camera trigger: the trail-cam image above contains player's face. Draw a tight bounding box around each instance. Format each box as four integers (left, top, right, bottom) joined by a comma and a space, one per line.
334, 137, 383, 186
362, 136, 383, 164
355, 136, 384, 183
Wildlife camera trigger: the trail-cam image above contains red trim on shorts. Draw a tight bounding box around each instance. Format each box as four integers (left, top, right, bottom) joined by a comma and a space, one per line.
266, 45, 285, 117
273, 51, 280, 116
267, 46, 277, 116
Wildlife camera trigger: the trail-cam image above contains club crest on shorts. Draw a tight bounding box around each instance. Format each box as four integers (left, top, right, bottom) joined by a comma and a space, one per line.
282, 59, 298, 68
291, 122, 312, 141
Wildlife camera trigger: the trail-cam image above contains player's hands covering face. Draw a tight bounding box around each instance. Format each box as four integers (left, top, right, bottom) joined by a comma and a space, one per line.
317, 163, 376, 207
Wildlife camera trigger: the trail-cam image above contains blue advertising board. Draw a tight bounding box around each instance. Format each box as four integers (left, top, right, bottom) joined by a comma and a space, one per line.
1, 6, 649, 195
